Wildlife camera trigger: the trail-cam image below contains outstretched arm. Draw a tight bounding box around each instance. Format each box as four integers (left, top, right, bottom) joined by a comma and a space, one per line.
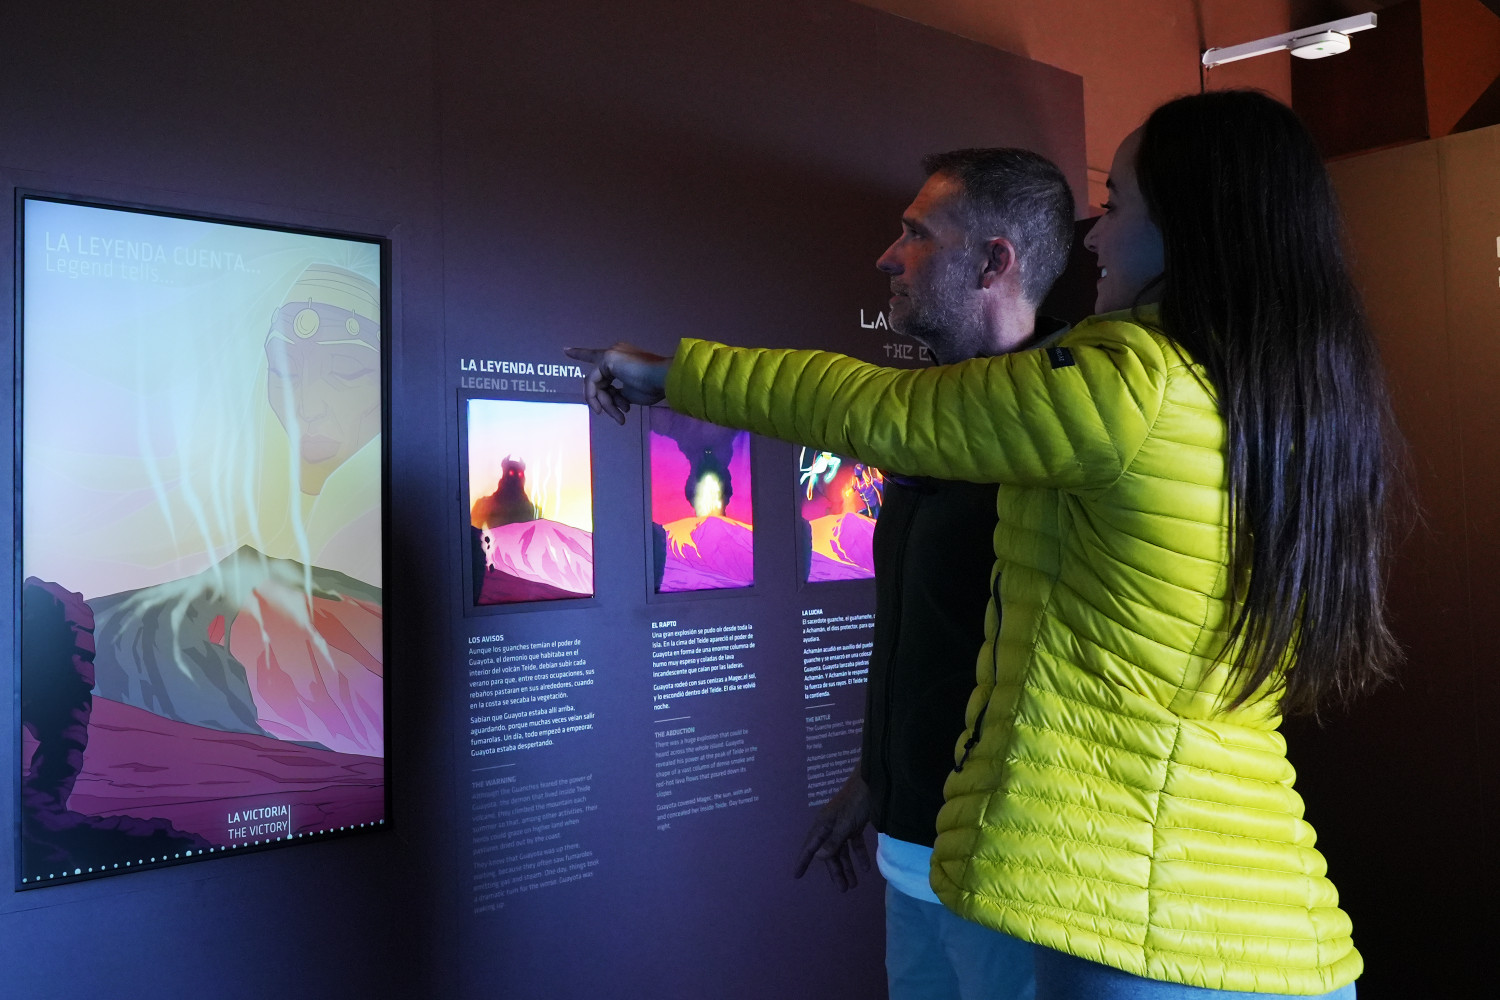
567, 318, 1171, 491
666, 327, 1167, 489
793, 771, 873, 892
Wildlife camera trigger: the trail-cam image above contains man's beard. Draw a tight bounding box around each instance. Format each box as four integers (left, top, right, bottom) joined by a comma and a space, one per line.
890, 261, 984, 364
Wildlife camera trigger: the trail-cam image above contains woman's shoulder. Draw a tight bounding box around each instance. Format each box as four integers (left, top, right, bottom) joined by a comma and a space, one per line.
1063, 307, 1196, 371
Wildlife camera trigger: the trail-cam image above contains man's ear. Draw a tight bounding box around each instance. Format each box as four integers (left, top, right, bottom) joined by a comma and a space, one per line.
980, 237, 1018, 288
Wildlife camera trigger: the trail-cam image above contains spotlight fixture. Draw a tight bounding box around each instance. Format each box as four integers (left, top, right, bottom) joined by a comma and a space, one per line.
1201, 12, 1376, 69
1288, 31, 1352, 59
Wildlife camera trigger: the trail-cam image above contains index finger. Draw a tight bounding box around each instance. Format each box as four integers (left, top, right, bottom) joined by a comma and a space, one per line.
564, 347, 607, 365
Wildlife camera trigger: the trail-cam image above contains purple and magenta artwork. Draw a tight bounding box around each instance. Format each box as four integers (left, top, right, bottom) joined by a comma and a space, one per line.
19, 199, 386, 886
22, 579, 384, 877
649, 410, 754, 593
797, 447, 883, 583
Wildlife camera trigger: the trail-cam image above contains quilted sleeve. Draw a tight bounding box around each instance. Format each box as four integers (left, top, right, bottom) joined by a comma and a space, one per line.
664, 317, 1172, 491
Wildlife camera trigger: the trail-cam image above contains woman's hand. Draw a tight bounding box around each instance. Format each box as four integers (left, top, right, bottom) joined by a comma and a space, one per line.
564, 343, 672, 424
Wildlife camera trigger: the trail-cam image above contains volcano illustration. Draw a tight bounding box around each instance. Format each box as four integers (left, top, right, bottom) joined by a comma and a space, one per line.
805, 511, 877, 582
656, 515, 754, 592
88, 546, 384, 757
20, 571, 384, 882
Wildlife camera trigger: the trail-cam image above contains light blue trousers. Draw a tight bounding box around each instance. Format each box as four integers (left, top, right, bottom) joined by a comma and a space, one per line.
886, 885, 1359, 1000
885, 885, 1036, 1000
1033, 944, 1358, 1000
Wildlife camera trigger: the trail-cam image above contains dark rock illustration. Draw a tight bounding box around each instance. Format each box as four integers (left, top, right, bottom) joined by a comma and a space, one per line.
21, 578, 209, 881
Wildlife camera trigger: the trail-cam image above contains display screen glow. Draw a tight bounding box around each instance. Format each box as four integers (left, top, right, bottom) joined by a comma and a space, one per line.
796, 446, 882, 583
647, 410, 754, 593
18, 198, 387, 887
467, 398, 595, 605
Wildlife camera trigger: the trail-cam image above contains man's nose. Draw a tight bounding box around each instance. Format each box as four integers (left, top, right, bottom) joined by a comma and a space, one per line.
875, 244, 901, 274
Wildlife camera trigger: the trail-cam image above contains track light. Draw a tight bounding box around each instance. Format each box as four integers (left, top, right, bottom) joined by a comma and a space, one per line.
1201, 12, 1376, 69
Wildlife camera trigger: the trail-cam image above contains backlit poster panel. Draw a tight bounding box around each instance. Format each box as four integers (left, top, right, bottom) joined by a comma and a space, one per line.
796, 447, 883, 583
466, 398, 595, 604
17, 197, 387, 886
647, 409, 754, 593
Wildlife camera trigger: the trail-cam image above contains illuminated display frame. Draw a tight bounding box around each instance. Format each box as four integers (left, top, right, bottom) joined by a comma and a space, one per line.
13, 193, 391, 888
460, 393, 598, 612
793, 445, 884, 587
640, 409, 758, 600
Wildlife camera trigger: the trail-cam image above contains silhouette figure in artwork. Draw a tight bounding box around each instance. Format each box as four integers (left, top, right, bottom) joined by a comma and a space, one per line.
653, 412, 741, 519
264, 263, 382, 497
472, 457, 541, 528
472, 525, 491, 593
796, 447, 884, 583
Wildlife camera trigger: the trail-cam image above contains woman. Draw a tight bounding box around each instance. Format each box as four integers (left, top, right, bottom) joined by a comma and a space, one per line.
571, 91, 1398, 998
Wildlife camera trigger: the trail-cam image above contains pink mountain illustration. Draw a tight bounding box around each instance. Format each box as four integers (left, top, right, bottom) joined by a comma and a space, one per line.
482, 519, 594, 597
660, 515, 754, 591
807, 512, 876, 582
23, 696, 384, 847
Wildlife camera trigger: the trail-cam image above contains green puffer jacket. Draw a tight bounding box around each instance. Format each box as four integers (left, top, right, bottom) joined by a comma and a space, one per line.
666, 311, 1359, 995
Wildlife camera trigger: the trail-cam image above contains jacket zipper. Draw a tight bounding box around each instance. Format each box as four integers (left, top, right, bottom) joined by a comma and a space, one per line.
953, 705, 987, 772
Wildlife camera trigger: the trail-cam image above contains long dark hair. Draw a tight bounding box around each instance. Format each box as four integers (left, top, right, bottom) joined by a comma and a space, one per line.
1135, 90, 1403, 715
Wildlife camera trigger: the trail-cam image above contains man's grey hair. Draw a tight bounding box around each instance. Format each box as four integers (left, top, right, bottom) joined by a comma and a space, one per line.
922, 148, 1075, 305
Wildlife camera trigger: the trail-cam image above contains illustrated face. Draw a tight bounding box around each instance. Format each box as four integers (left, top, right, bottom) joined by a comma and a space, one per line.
266, 300, 380, 495
1084, 129, 1165, 314
875, 172, 985, 365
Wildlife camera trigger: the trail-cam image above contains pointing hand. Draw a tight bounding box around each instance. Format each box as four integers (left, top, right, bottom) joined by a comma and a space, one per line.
564, 343, 672, 425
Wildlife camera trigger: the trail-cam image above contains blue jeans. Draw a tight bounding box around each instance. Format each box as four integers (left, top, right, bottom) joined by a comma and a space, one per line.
885, 884, 1036, 1000
1034, 946, 1358, 1000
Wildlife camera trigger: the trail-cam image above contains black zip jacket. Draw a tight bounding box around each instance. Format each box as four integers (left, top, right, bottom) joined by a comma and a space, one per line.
859, 474, 998, 846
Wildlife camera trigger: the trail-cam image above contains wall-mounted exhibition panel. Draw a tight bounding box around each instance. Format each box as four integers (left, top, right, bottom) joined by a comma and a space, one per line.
465, 397, 596, 606
434, 2, 1084, 997
0, 0, 1084, 996
648, 411, 757, 594
796, 446, 884, 584
0, 1, 441, 995
16, 196, 389, 887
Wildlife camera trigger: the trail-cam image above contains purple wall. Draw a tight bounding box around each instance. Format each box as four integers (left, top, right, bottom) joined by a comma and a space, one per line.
0, 1, 1083, 996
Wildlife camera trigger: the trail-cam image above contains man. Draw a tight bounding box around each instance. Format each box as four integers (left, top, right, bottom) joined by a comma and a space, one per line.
794, 148, 1072, 1000
569, 147, 1074, 1000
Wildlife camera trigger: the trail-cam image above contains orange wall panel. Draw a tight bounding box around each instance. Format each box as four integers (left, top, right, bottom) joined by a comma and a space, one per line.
856, 0, 1292, 208
1422, 0, 1500, 136
1282, 124, 1500, 999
